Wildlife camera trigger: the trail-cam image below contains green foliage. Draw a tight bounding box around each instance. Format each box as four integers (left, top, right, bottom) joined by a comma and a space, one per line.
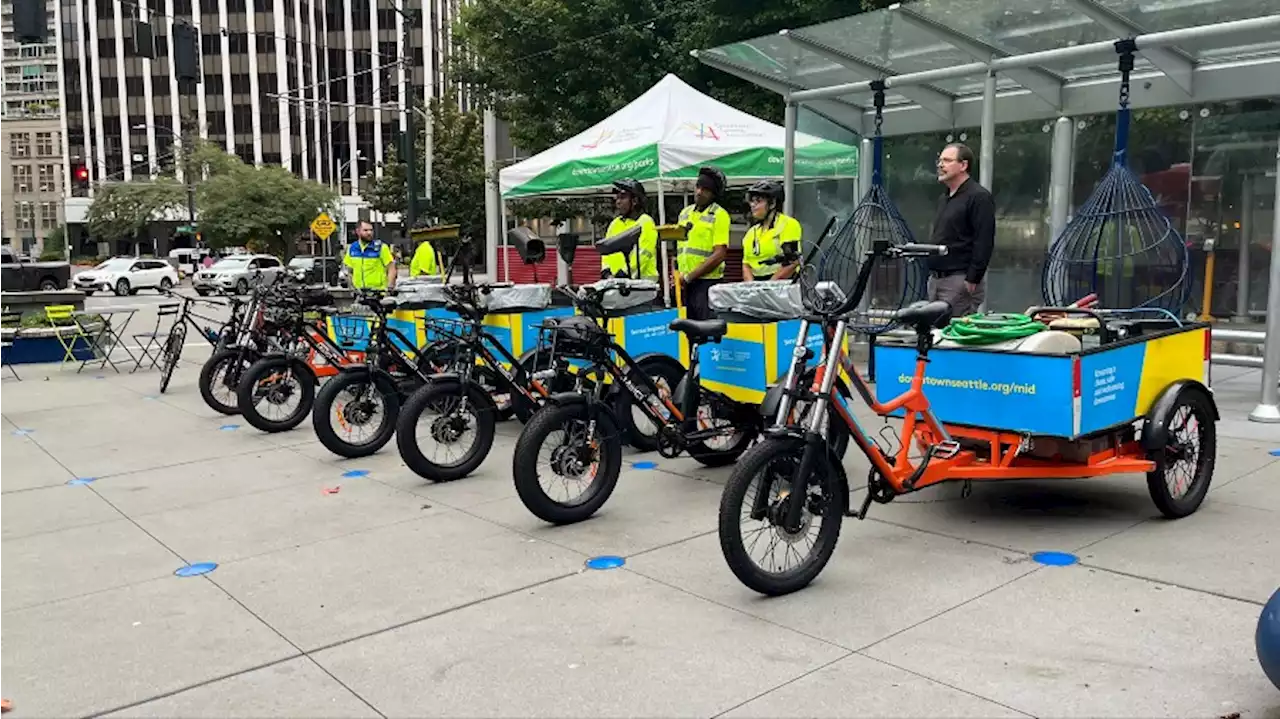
196, 153, 339, 259
40, 225, 66, 260
452, 0, 893, 153
86, 179, 186, 241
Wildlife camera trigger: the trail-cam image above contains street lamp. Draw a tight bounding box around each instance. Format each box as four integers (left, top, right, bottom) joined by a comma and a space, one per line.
134, 123, 197, 246
334, 150, 364, 195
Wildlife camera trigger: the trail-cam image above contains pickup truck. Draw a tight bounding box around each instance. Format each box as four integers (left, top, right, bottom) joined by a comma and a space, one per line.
1, 246, 71, 292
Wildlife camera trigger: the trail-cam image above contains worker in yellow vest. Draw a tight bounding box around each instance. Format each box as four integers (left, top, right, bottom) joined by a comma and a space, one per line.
601, 178, 658, 280
410, 235, 442, 279
740, 180, 802, 281
676, 166, 730, 320
343, 220, 397, 291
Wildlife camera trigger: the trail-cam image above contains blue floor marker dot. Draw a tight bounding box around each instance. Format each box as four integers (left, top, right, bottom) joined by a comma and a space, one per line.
585, 555, 626, 570
342, 469, 369, 478
11, 428, 33, 436
1032, 551, 1079, 567
218, 424, 240, 431
174, 562, 218, 577
632, 461, 657, 470
66, 477, 97, 486
1270, 449, 1280, 457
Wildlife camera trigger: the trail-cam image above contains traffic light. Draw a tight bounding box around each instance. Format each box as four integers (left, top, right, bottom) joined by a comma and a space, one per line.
173, 22, 200, 82
72, 165, 90, 190
13, 0, 49, 44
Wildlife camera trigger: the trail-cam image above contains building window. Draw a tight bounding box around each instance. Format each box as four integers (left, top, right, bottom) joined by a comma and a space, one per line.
15, 202, 35, 230
12, 165, 33, 193
10, 132, 31, 157
38, 164, 57, 192
40, 201, 59, 229
35, 132, 56, 157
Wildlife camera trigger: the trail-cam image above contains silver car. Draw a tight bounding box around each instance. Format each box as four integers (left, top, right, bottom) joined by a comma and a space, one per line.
192, 254, 284, 295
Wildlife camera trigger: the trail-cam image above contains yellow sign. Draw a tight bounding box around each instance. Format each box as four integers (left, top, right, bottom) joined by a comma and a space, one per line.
310, 212, 337, 240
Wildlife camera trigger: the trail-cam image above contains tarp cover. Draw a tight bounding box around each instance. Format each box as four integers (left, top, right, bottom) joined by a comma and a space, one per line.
584, 278, 661, 310
484, 283, 553, 312
499, 74, 859, 198
709, 280, 805, 320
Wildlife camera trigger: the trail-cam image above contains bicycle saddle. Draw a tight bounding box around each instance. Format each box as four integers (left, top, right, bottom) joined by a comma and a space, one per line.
895, 300, 952, 329
669, 318, 728, 341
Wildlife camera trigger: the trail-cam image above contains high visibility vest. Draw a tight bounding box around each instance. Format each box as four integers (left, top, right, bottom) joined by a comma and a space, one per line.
676, 202, 729, 279
410, 240, 441, 278
601, 214, 658, 279
344, 240, 393, 290
742, 212, 803, 279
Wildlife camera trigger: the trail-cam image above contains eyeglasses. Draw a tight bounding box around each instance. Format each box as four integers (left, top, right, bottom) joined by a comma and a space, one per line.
937, 157, 960, 165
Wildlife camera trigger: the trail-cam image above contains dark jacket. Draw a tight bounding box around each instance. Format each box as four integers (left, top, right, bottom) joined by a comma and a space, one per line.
928, 177, 996, 284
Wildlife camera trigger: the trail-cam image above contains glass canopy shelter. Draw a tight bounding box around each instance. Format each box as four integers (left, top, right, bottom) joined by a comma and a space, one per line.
694, 0, 1280, 421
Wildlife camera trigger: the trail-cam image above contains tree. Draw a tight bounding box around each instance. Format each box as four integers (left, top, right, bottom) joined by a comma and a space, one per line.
452, 0, 894, 153
39, 225, 66, 261
197, 162, 338, 260
86, 178, 186, 241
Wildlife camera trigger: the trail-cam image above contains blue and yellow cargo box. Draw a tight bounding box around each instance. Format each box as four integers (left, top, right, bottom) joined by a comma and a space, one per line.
872, 323, 1209, 439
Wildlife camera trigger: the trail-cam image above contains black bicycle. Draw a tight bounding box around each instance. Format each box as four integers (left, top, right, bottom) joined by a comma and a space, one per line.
159, 289, 246, 395
393, 282, 575, 482
309, 291, 451, 458
196, 277, 301, 414
510, 281, 760, 525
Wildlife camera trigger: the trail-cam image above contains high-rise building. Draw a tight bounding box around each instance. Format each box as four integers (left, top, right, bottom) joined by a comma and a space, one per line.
57, 0, 471, 254
1, 0, 65, 254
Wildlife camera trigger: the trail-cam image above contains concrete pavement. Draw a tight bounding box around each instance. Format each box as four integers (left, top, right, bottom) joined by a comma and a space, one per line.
2, 348, 1278, 718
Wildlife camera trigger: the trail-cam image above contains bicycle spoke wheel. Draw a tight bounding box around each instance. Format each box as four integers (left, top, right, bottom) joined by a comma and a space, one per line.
159, 323, 188, 394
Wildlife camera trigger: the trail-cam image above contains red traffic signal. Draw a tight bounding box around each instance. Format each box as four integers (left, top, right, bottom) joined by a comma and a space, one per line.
75, 166, 89, 181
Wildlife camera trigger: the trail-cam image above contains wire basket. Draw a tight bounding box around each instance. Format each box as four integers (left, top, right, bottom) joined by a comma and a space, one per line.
797, 185, 928, 333
1042, 164, 1190, 312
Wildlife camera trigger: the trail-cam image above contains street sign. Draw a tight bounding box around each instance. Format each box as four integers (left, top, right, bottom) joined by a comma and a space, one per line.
310, 212, 337, 240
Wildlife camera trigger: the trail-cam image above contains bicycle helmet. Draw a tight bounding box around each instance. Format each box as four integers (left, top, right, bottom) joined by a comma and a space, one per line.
696, 166, 727, 200
611, 178, 647, 208
746, 179, 784, 208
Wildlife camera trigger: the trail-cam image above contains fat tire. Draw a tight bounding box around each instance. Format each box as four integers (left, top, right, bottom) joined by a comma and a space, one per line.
615, 359, 686, 452
236, 356, 316, 433
513, 403, 622, 525
718, 437, 846, 596
396, 380, 496, 482
198, 347, 254, 415
312, 371, 400, 458
1146, 390, 1217, 518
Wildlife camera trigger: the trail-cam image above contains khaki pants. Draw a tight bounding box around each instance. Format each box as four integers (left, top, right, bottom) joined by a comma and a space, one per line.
927, 272, 985, 317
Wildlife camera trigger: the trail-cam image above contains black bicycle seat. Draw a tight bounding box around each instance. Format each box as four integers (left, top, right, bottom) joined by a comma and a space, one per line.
669, 318, 728, 341
895, 300, 952, 329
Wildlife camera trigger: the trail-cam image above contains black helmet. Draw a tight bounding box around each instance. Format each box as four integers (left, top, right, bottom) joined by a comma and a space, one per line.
611, 178, 647, 207
746, 179, 784, 208
696, 166, 726, 199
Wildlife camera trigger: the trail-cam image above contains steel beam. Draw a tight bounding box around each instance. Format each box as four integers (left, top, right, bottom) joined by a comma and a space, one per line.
889, 3, 1064, 110
1248, 131, 1280, 423
781, 29, 955, 123
787, 14, 1280, 104
1064, 0, 1195, 95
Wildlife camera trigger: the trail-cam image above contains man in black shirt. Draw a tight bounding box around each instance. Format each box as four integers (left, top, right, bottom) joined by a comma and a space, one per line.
928, 142, 995, 317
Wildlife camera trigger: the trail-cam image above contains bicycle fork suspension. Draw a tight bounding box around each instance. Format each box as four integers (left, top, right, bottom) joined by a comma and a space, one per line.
781, 320, 848, 533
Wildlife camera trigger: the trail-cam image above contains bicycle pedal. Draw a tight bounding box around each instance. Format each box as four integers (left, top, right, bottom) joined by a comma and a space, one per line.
933, 440, 961, 459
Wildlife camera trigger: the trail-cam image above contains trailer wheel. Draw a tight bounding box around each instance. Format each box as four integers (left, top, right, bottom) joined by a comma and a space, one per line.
1144, 388, 1216, 519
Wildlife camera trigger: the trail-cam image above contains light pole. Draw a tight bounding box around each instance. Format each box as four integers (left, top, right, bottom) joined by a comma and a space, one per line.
135, 123, 197, 247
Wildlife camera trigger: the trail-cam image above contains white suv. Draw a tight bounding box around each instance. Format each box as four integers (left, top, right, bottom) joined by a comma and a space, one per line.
73, 257, 180, 296
192, 254, 284, 295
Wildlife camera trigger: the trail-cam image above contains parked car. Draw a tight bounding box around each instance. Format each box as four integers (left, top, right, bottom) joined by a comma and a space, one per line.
286, 255, 343, 286
73, 257, 179, 296
1, 245, 71, 291
192, 254, 284, 295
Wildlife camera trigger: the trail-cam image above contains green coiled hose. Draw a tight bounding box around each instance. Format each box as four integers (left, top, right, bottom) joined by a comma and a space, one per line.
940, 313, 1047, 345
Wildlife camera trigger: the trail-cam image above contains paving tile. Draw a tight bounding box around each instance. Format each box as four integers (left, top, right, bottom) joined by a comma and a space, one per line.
632, 523, 1031, 650
465, 467, 725, 556
103, 657, 379, 718
211, 509, 585, 649
1081, 501, 1279, 603
131, 471, 428, 565
1, 482, 120, 539
0, 434, 74, 492
1213, 462, 1280, 513
1, 574, 298, 717
2, 518, 180, 611
862, 566, 1278, 718
723, 652, 1028, 718
313, 569, 848, 717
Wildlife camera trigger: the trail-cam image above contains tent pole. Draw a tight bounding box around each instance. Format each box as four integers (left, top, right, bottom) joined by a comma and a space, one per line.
659, 177, 671, 306
783, 100, 797, 216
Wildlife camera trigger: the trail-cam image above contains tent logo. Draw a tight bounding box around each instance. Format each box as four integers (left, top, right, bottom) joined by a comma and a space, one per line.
683, 122, 721, 140
581, 129, 615, 149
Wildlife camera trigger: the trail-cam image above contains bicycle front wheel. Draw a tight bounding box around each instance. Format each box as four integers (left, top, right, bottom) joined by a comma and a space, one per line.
718, 437, 846, 596
159, 322, 188, 394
